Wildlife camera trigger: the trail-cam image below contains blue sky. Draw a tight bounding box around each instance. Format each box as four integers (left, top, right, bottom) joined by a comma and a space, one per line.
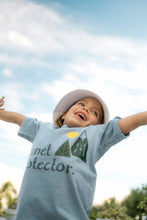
0, 0, 147, 204
36, 0, 147, 39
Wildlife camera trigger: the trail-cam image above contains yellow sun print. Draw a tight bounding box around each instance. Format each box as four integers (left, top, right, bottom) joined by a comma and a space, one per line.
67, 132, 79, 138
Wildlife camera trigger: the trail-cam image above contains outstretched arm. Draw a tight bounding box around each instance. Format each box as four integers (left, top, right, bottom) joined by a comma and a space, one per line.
0, 96, 25, 126
118, 111, 147, 135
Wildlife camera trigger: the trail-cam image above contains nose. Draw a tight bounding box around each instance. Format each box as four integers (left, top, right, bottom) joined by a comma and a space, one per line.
82, 106, 89, 113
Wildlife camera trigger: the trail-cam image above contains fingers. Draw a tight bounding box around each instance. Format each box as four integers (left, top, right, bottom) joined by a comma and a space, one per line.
0, 96, 5, 107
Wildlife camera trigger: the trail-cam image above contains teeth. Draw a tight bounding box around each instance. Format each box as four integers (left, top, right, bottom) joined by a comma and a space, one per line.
77, 113, 85, 120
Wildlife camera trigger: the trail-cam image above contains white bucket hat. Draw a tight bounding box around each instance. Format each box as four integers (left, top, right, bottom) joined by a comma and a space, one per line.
53, 89, 109, 126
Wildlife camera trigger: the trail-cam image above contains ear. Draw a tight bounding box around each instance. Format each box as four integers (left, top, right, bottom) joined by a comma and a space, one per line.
61, 113, 66, 120
61, 112, 67, 120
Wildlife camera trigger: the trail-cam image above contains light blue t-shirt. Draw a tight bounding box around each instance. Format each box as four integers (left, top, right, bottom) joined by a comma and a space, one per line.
15, 117, 128, 220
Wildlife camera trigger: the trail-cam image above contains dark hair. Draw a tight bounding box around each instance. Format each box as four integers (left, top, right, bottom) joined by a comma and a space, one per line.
56, 116, 64, 128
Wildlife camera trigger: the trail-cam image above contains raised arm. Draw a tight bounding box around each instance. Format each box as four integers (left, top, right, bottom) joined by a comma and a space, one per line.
118, 111, 147, 135
0, 96, 25, 126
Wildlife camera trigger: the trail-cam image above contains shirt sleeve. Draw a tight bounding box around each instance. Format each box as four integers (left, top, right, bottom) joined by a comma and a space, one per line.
18, 117, 41, 142
95, 117, 129, 161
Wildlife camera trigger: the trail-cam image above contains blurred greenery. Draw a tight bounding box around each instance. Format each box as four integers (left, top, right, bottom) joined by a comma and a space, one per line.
0, 181, 17, 217
89, 184, 147, 220
89, 197, 133, 220
122, 184, 147, 219
138, 185, 147, 216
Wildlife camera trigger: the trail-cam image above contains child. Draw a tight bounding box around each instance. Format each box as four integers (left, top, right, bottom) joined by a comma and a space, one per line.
0, 90, 147, 220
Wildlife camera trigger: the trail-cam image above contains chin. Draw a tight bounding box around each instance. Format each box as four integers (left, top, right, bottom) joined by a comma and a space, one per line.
69, 122, 87, 128
65, 121, 83, 127
68, 123, 81, 128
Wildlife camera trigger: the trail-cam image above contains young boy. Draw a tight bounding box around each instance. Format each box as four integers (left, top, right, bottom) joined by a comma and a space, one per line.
0, 89, 147, 220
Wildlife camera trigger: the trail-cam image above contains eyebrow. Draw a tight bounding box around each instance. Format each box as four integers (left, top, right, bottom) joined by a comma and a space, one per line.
78, 99, 101, 112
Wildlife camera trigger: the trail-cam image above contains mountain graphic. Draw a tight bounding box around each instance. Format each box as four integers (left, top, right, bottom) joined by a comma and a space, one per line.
71, 131, 88, 162
55, 140, 71, 157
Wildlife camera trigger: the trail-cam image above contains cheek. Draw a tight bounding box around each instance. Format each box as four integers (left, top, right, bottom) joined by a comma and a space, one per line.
62, 108, 74, 120
90, 115, 99, 124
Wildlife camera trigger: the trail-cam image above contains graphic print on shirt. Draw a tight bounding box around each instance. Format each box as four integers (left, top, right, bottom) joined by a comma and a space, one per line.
55, 131, 88, 163
71, 131, 88, 162
55, 140, 71, 157
26, 130, 88, 175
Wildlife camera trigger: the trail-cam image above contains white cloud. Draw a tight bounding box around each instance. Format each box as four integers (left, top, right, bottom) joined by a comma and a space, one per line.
0, 0, 66, 53
1, 0, 147, 97
29, 112, 52, 123
41, 68, 147, 120
2, 68, 13, 77
7, 31, 37, 51
0, 82, 24, 112
0, 0, 147, 59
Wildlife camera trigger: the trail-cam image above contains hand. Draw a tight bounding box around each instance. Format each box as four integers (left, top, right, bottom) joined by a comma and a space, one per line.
0, 96, 5, 110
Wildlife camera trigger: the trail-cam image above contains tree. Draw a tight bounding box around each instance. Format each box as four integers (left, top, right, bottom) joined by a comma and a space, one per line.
89, 197, 133, 220
0, 181, 17, 216
121, 186, 146, 218
137, 185, 147, 216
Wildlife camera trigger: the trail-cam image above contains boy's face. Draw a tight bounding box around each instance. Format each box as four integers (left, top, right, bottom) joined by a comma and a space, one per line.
62, 97, 103, 127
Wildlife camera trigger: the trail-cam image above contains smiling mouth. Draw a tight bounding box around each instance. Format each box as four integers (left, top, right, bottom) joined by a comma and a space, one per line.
75, 112, 87, 121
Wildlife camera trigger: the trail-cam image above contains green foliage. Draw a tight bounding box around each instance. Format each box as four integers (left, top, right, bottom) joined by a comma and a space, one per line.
89, 184, 147, 220
122, 185, 147, 218
89, 198, 133, 220
137, 185, 147, 215
0, 181, 17, 216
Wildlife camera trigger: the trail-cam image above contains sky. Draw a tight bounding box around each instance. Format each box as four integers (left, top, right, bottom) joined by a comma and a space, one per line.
0, 0, 147, 205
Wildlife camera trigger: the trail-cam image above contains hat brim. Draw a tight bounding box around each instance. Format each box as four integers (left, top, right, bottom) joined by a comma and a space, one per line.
53, 89, 109, 125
